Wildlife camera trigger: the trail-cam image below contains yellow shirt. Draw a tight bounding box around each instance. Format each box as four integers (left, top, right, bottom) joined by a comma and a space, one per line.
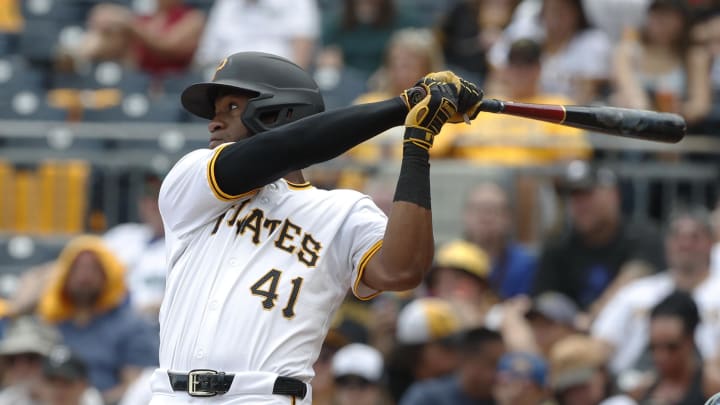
432, 94, 592, 166
0, 0, 22, 33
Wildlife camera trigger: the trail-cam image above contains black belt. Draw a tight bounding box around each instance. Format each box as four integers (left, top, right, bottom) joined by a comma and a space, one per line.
168, 370, 307, 398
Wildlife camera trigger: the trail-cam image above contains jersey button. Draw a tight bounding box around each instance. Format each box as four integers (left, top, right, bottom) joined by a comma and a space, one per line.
269, 183, 278, 191
209, 300, 219, 310
229, 258, 238, 266
260, 197, 270, 204
195, 349, 205, 359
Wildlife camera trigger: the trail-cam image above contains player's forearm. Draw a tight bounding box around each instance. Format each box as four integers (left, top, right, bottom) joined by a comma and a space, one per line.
362, 141, 435, 291
214, 98, 406, 194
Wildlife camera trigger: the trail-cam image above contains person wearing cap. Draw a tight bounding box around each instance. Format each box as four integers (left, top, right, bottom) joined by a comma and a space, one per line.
431, 37, 591, 166
550, 334, 636, 405
39, 345, 102, 405
399, 327, 505, 405
0, 316, 60, 405
332, 343, 390, 405
35, 235, 159, 404
494, 351, 554, 405
461, 182, 537, 299
426, 239, 497, 327
526, 292, 580, 357
386, 297, 463, 402
533, 159, 665, 314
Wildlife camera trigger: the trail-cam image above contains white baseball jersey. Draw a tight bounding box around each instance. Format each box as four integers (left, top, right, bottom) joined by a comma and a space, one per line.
151, 145, 387, 403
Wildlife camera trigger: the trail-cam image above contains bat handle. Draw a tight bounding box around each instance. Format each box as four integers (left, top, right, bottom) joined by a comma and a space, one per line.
478, 99, 505, 113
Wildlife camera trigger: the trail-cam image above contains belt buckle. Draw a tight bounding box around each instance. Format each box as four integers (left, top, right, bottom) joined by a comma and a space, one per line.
188, 369, 218, 397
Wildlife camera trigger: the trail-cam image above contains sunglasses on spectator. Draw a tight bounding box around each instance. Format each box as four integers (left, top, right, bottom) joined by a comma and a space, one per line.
649, 340, 683, 352
335, 375, 376, 389
3, 353, 44, 365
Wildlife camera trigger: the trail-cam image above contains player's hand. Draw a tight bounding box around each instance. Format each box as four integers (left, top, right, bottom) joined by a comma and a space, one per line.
403, 81, 458, 150
421, 71, 484, 122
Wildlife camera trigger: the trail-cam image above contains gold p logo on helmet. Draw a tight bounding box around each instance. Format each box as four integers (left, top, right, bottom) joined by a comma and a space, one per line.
213, 57, 228, 80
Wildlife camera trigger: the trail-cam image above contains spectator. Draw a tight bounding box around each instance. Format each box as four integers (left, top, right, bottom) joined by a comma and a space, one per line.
437, 0, 521, 81
526, 292, 580, 356
39, 346, 102, 405
0, 316, 60, 404
493, 351, 553, 405
343, 28, 445, 164
461, 181, 538, 298
580, 0, 650, 41
489, 0, 614, 103
386, 297, 462, 401
312, 330, 349, 405
102, 174, 165, 321
319, 0, 417, 80
611, 0, 711, 126
433, 38, 591, 165
484, 292, 577, 360
636, 290, 709, 404
332, 343, 390, 405
550, 334, 637, 405
63, 0, 205, 76
36, 235, 159, 404
426, 239, 497, 328
193, 0, 319, 70
533, 160, 665, 313
399, 327, 505, 405
591, 208, 720, 376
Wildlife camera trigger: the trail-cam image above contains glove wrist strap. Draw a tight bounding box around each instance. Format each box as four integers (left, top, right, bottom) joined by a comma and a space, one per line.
393, 138, 431, 209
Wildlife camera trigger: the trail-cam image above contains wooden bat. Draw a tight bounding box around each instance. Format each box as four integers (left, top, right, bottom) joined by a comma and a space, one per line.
477, 99, 686, 143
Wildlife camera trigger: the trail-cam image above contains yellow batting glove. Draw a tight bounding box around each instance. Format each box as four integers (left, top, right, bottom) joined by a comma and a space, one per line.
422, 71, 484, 123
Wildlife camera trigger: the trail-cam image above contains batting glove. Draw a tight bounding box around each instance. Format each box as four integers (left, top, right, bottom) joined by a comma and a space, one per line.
421, 71, 484, 123
403, 81, 458, 150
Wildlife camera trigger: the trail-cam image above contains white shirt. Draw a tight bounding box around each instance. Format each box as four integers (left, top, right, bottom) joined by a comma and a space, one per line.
592, 272, 720, 373
103, 223, 166, 312
194, 0, 319, 68
539, 29, 613, 100
153, 146, 386, 396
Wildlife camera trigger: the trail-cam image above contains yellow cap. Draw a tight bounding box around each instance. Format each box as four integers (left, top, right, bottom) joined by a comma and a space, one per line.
435, 240, 490, 280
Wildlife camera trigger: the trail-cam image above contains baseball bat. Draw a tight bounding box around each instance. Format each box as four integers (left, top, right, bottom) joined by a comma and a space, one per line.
477, 99, 686, 143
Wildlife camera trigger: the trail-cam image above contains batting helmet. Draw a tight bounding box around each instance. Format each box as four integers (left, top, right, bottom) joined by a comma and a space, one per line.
181, 52, 325, 134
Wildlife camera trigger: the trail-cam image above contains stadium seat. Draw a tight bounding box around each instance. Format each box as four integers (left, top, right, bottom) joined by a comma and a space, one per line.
52, 62, 152, 92
17, 19, 62, 64
22, 0, 87, 25
160, 70, 208, 96
0, 90, 67, 121
0, 57, 45, 92
83, 93, 183, 123
0, 236, 64, 274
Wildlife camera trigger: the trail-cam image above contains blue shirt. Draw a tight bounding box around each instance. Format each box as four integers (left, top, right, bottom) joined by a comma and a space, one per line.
57, 305, 159, 391
489, 243, 537, 299
399, 375, 496, 405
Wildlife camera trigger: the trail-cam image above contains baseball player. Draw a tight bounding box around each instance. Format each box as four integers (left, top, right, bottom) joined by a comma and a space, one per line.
149, 51, 483, 404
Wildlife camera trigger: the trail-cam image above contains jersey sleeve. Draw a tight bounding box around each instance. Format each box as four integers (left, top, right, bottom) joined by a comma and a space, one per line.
159, 145, 259, 237
335, 195, 387, 300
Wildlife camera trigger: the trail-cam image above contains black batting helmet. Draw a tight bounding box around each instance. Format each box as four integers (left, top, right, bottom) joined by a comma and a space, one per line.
181, 52, 325, 134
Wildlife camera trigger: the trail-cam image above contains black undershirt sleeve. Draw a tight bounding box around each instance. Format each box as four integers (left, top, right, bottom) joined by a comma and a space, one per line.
213, 98, 407, 195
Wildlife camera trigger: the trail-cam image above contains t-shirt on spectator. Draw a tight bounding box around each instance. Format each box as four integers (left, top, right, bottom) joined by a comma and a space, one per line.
592, 272, 720, 374
193, 0, 319, 69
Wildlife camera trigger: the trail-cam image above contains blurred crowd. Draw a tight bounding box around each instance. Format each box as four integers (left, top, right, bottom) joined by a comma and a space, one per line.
1, 0, 720, 404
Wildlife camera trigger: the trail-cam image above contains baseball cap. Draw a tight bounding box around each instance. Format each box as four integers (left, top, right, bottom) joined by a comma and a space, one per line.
331, 343, 384, 382
526, 292, 579, 328
555, 160, 617, 193
396, 297, 462, 345
497, 351, 548, 387
43, 346, 88, 381
0, 316, 61, 357
507, 38, 542, 66
434, 240, 490, 281
549, 334, 605, 391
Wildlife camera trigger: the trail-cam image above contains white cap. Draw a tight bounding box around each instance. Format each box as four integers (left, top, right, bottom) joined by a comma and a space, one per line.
331, 343, 383, 382
396, 298, 461, 345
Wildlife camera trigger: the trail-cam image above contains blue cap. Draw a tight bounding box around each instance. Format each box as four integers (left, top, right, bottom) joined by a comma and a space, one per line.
498, 352, 548, 387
